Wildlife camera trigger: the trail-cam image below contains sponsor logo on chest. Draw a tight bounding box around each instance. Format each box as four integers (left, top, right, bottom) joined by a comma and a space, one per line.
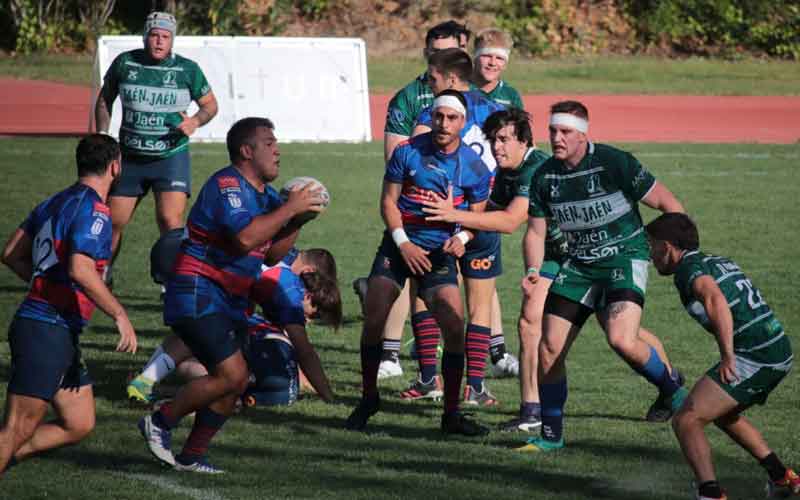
550, 191, 632, 231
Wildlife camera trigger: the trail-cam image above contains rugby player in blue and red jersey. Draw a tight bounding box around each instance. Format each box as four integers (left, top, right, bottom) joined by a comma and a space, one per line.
346, 89, 492, 436
0, 134, 137, 474
410, 48, 511, 406
137, 117, 325, 473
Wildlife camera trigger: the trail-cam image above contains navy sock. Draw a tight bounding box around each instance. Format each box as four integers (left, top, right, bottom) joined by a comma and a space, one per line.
697, 480, 723, 498
441, 351, 465, 415
361, 343, 382, 398
760, 452, 788, 482
540, 378, 567, 442
521, 401, 541, 419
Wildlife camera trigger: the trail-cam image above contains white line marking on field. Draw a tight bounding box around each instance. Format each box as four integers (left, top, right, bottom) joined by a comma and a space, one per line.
120, 472, 227, 500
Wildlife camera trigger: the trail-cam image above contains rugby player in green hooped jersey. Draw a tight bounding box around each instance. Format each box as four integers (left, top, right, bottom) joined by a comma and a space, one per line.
472, 28, 524, 110
423, 107, 682, 433
646, 213, 799, 500
355, 20, 471, 384
519, 100, 690, 453
94, 11, 218, 288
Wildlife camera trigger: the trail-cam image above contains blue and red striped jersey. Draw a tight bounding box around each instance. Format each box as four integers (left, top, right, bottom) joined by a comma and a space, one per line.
385, 132, 491, 250
415, 90, 506, 173
15, 183, 112, 332
164, 165, 283, 325
249, 264, 307, 330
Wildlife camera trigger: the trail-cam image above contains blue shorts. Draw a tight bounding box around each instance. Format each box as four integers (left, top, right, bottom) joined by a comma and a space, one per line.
459, 231, 502, 279
7, 317, 91, 401
369, 231, 458, 294
171, 313, 245, 370
243, 334, 299, 406
111, 150, 191, 198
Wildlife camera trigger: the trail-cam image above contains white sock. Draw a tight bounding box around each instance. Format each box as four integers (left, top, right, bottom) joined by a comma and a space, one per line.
139, 346, 176, 383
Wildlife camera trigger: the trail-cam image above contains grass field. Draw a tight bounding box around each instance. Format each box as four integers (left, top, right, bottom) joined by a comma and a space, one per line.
1, 52, 799, 95
0, 138, 797, 499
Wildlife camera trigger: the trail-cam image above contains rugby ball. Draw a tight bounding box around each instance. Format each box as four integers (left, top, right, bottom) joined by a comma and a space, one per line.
279, 176, 330, 223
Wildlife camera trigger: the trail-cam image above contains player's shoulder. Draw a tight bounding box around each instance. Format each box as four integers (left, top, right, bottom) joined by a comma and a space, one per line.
593, 143, 634, 164
392, 74, 430, 102
171, 52, 202, 71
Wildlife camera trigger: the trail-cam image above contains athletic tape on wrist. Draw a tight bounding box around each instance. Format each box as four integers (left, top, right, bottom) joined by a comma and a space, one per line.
455, 231, 470, 245
550, 113, 589, 133
392, 228, 410, 247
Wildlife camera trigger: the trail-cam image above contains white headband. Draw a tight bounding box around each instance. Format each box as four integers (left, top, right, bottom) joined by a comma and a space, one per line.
550, 113, 589, 133
474, 47, 510, 61
433, 95, 466, 116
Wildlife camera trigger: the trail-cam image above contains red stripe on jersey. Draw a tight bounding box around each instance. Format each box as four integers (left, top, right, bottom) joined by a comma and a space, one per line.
187, 222, 268, 259
250, 266, 282, 304
173, 253, 255, 298
401, 212, 453, 229
217, 176, 240, 189
27, 277, 95, 320
92, 202, 111, 216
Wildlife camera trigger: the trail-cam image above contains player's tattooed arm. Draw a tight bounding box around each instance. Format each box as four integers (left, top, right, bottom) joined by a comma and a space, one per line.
1, 228, 32, 282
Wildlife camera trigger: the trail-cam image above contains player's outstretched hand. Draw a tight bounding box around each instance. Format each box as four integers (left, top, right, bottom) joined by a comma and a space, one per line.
399, 242, 431, 275
176, 112, 199, 137
115, 315, 137, 353
422, 186, 458, 222
719, 354, 738, 384
442, 235, 465, 258
285, 183, 326, 216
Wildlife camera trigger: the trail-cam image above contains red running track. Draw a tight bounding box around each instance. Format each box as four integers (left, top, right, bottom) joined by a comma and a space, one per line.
2, 78, 799, 143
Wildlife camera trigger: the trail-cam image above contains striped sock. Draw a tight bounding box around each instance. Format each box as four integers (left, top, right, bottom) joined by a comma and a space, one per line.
412, 312, 440, 383
179, 407, 227, 458
153, 401, 179, 429
361, 343, 382, 398
381, 339, 401, 362
465, 323, 491, 391
540, 378, 568, 442
441, 351, 464, 415
489, 334, 507, 364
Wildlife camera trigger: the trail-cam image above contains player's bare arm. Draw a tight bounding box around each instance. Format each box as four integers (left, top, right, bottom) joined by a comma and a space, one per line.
424, 188, 527, 234
235, 184, 324, 253
521, 216, 547, 290
94, 85, 117, 134
176, 91, 219, 137
641, 181, 685, 214
69, 252, 137, 353
381, 180, 431, 274
692, 274, 738, 383
384, 132, 408, 161
1, 228, 32, 282
285, 324, 334, 403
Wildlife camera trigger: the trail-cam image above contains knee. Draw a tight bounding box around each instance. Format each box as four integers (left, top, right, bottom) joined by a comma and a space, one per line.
155, 213, 182, 232
606, 331, 635, 355
66, 415, 95, 443
672, 407, 702, 433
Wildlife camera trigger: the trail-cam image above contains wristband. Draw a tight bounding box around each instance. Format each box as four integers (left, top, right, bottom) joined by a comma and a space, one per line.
454, 231, 470, 245
391, 228, 410, 247
526, 266, 539, 275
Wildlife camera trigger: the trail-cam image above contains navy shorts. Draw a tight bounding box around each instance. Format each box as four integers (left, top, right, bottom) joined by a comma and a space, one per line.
7, 317, 91, 401
243, 335, 299, 406
171, 313, 245, 370
459, 230, 502, 279
369, 231, 458, 295
111, 150, 191, 197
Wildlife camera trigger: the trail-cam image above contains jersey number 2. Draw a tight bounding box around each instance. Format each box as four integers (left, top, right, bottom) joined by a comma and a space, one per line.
735, 278, 764, 310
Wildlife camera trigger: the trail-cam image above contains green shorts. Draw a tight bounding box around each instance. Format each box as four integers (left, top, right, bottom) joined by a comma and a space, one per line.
549, 253, 649, 310
707, 337, 792, 407
540, 259, 562, 280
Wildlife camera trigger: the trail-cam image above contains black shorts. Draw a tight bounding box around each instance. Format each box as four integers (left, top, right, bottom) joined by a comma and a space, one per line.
7, 317, 91, 401
459, 230, 502, 279
111, 150, 191, 198
171, 313, 245, 370
369, 231, 458, 295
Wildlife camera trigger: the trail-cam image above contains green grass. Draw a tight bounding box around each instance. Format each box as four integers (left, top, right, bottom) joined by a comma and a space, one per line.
0, 138, 798, 499
1, 52, 799, 95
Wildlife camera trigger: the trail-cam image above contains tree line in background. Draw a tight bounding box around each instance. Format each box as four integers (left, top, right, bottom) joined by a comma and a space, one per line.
1, 0, 798, 59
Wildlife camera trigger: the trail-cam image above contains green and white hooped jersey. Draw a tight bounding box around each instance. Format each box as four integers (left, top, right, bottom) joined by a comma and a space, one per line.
490, 148, 567, 259
103, 49, 211, 159
528, 142, 655, 263
674, 250, 791, 363
480, 80, 524, 109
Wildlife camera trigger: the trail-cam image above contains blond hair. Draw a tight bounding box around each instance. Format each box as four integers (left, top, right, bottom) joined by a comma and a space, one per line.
474, 28, 513, 51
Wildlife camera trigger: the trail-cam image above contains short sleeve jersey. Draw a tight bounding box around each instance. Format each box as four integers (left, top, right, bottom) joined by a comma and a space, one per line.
250, 264, 307, 330
673, 251, 788, 358
385, 133, 491, 250
481, 80, 524, 109
102, 49, 211, 160
416, 90, 506, 172
490, 148, 567, 259
16, 184, 112, 332
528, 142, 656, 263
166, 166, 282, 325
384, 73, 435, 137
